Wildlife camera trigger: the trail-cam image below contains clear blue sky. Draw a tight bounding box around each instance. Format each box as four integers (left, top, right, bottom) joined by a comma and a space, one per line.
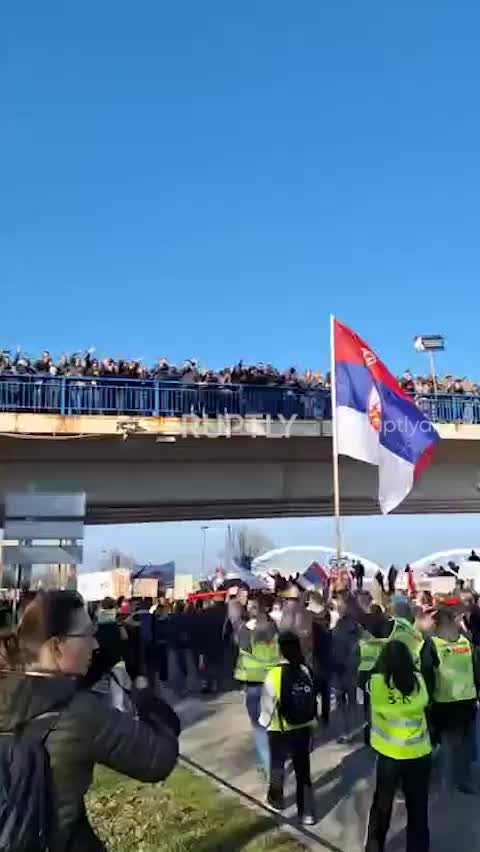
84, 516, 480, 576
3, 1, 480, 569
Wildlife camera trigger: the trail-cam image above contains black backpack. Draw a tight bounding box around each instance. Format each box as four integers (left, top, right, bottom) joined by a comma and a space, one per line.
279, 664, 317, 728
0, 710, 63, 852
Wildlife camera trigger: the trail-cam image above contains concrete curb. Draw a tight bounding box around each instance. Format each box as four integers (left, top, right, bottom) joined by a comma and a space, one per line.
180, 753, 343, 852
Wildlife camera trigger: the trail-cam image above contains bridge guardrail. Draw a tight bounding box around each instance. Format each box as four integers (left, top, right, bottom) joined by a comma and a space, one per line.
0, 374, 331, 420
0, 375, 478, 424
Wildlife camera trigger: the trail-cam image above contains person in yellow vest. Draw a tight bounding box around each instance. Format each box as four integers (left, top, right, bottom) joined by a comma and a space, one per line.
359, 597, 425, 676
234, 600, 281, 779
259, 631, 317, 826
357, 596, 426, 746
365, 640, 431, 852
428, 604, 480, 794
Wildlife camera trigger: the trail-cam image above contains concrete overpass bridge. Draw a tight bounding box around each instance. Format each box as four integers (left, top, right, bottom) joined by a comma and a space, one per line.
0, 408, 479, 524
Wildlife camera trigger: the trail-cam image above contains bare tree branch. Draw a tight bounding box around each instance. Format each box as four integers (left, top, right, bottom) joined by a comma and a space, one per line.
229, 526, 274, 571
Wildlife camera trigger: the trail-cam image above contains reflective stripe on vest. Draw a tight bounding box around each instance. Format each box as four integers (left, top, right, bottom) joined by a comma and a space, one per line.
432, 635, 477, 703
234, 639, 281, 683
358, 635, 385, 672
266, 664, 314, 733
369, 673, 431, 760
370, 727, 430, 747
377, 715, 423, 728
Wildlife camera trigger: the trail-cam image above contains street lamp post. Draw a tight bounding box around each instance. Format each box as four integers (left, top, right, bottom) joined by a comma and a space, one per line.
200, 525, 209, 578
413, 334, 445, 396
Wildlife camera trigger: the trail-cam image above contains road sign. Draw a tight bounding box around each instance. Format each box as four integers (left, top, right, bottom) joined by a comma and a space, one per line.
5, 493, 86, 519
2, 545, 83, 566
4, 520, 85, 540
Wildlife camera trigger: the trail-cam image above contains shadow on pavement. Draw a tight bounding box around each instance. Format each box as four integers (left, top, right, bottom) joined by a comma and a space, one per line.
389, 788, 480, 852
313, 706, 365, 747
285, 743, 375, 818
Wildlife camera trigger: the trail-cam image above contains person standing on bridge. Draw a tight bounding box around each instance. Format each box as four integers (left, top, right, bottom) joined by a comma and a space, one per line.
365, 640, 431, 852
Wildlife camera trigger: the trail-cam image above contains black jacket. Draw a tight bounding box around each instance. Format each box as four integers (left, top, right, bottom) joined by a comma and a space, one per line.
0, 672, 179, 852
311, 618, 333, 679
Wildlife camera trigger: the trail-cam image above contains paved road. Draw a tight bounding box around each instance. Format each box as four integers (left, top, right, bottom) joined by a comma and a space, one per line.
177, 690, 480, 852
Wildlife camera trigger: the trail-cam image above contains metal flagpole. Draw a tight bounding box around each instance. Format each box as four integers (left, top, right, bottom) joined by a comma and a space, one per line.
330, 315, 342, 560
201, 526, 209, 577
428, 351, 438, 396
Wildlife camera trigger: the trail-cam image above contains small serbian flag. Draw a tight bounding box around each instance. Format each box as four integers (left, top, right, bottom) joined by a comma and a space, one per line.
299, 561, 329, 590
333, 319, 439, 514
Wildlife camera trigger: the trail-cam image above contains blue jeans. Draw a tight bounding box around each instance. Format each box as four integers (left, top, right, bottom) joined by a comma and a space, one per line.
439, 725, 473, 789
246, 684, 270, 776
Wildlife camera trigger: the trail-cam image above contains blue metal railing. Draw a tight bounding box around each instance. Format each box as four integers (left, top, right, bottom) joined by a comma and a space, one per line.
0, 374, 331, 420
414, 394, 480, 424
0, 375, 478, 424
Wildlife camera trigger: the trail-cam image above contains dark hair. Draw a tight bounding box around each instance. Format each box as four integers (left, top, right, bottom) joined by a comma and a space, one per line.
433, 604, 456, 626
0, 591, 84, 671
377, 640, 417, 697
278, 630, 304, 667
253, 612, 277, 644
83, 622, 125, 688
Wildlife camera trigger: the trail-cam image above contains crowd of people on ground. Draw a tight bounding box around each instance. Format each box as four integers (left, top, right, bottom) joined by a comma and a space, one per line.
86, 567, 480, 847
233, 575, 480, 849
1, 348, 480, 396
0, 565, 479, 849
143, 564, 480, 850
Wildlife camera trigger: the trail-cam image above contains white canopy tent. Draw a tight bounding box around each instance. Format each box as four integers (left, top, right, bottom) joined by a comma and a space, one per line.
252, 546, 382, 579
410, 549, 480, 574
458, 561, 480, 592
222, 565, 270, 590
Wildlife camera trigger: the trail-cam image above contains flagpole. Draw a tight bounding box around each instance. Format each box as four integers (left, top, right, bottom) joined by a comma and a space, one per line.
330, 314, 342, 559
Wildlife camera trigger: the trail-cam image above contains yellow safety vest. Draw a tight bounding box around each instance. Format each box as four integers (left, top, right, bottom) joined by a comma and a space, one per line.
358, 633, 387, 673
265, 664, 315, 733
358, 618, 424, 673
234, 638, 282, 684
432, 635, 477, 704
389, 619, 424, 666
370, 673, 431, 760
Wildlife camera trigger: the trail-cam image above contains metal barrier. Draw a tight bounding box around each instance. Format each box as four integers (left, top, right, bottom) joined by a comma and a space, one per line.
0, 376, 478, 424
414, 394, 480, 424
0, 375, 331, 420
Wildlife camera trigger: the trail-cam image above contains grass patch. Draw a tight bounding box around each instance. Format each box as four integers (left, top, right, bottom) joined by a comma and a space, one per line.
87, 765, 306, 851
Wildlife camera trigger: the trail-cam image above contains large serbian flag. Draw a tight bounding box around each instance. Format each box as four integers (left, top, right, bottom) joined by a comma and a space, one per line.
333, 319, 439, 514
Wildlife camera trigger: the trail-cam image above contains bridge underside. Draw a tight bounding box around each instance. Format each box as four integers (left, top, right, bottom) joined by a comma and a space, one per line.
0, 430, 479, 523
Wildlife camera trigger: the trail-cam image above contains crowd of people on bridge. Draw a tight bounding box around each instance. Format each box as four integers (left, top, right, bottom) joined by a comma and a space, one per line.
1, 347, 480, 397
0, 348, 326, 390
399, 369, 480, 396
